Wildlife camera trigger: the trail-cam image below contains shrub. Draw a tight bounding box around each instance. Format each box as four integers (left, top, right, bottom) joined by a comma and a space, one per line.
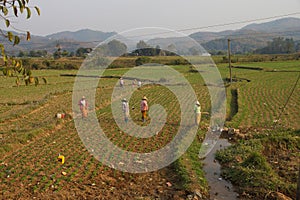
31, 63, 41, 70
64, 63, 77, 70
42, 60, 51, 68
135, 56, 151, 66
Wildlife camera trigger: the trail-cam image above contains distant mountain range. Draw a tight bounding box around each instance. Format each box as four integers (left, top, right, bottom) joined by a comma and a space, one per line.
46, 29, 116, 42
191, 17, 300, 53
2, 17, 300, 55
0, 29, 117, 55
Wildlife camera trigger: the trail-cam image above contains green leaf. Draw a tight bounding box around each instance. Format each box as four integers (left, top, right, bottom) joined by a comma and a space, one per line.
13, 6, 18, 17
17, 65, 23, 73
26, 69, 32, 76
42, 77, 48, 84
0, 44, 4, 54
26, 31, 31, 41
17, 0, 24, 13
17, 0, 22, 6
13, 35, 20, 46
18, 68, 23, 73
34, 77, 39, 86
34, 6, 40, 16
5, 19, 10, 27
20, 6, 24, 13
26, 7, 31, 19
7, 32, 13, 42
3, 55, 8, 63
2, 7, 8, 16
7, 69, 12, 77
16, 77, 20, 86
2, 68, 7, 76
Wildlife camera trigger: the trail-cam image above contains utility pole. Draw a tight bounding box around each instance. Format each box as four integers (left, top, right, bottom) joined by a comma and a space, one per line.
228, 39, 232, 83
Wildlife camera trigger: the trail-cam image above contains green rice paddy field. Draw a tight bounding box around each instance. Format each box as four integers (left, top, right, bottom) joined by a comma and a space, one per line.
0, 58, 299, 199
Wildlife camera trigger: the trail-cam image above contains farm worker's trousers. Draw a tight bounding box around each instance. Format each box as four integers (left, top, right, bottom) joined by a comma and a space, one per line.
195, 113, 201, 125
141, 111, 147, 122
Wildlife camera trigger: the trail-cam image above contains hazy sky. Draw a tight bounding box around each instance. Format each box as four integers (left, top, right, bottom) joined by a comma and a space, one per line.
3, 0, 300, 36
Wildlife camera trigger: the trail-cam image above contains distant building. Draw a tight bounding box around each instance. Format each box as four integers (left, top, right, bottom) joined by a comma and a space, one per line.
201, 53, 211, 56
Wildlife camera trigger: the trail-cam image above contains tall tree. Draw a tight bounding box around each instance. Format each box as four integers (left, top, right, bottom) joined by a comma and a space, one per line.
135, 40, 157, 56
255, 37, 296, 54
107, 39, 127, 56
136, 40, 150, 49
76, 47, 92, 57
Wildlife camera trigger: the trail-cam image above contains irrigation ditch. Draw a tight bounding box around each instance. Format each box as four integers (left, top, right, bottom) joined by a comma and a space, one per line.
201, 86, 241, 199
203, 137, 239, 200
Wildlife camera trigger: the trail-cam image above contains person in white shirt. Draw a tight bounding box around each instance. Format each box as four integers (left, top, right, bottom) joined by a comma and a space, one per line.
78, 96, 88, 118
120, 77, 124, 88
122, 98, 129, 123
137, 80, 142, 87
194, 101, 201, 125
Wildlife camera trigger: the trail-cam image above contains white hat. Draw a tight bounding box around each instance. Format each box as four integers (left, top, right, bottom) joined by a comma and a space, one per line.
122, 98, 127, 102
196, 101, 200, 105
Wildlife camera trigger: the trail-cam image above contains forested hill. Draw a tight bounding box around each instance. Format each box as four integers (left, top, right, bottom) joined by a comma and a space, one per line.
1, 17, 300, 55
191, 17, 300, 54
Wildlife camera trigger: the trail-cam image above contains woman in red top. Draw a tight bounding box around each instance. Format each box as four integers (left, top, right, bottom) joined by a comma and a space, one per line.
140, 96, 148, 122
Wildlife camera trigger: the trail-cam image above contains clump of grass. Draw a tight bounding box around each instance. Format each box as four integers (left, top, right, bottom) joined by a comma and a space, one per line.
215, 130, 299, 199
241, 151, 271, 172
0, 144, 12, 154
170, 159, 191, 189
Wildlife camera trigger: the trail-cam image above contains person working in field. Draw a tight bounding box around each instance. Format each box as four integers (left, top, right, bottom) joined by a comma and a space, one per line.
78, 96, 88, 118
137, 80, 142, 87
119, 77, 124, 88
194, 100, 201, 125
132, 79, 137, 87
122, 98, 130, 123
140, 96, 148, 122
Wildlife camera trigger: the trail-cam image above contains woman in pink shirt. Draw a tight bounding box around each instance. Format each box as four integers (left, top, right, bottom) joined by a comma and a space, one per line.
140, 96, 148, 122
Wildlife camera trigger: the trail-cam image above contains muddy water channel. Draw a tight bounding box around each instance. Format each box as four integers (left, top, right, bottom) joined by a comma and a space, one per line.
202, 139, 239, 200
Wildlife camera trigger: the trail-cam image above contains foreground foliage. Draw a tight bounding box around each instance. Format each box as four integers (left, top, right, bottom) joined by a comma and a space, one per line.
216, 130, 300, 199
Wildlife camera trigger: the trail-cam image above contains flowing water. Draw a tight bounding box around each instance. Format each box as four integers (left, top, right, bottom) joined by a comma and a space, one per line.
203, 138, 239, 200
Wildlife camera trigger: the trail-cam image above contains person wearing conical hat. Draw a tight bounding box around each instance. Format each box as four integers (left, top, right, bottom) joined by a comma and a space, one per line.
122, 98, 129, 123
78, 96, 88, 118
140, 96, 148, 122
194, 100, 201, 125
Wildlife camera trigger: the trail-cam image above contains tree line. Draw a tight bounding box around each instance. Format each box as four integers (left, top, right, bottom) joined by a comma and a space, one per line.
16, 40, 194, 58
254, 37, 299, 54
15, 37, 300, 58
